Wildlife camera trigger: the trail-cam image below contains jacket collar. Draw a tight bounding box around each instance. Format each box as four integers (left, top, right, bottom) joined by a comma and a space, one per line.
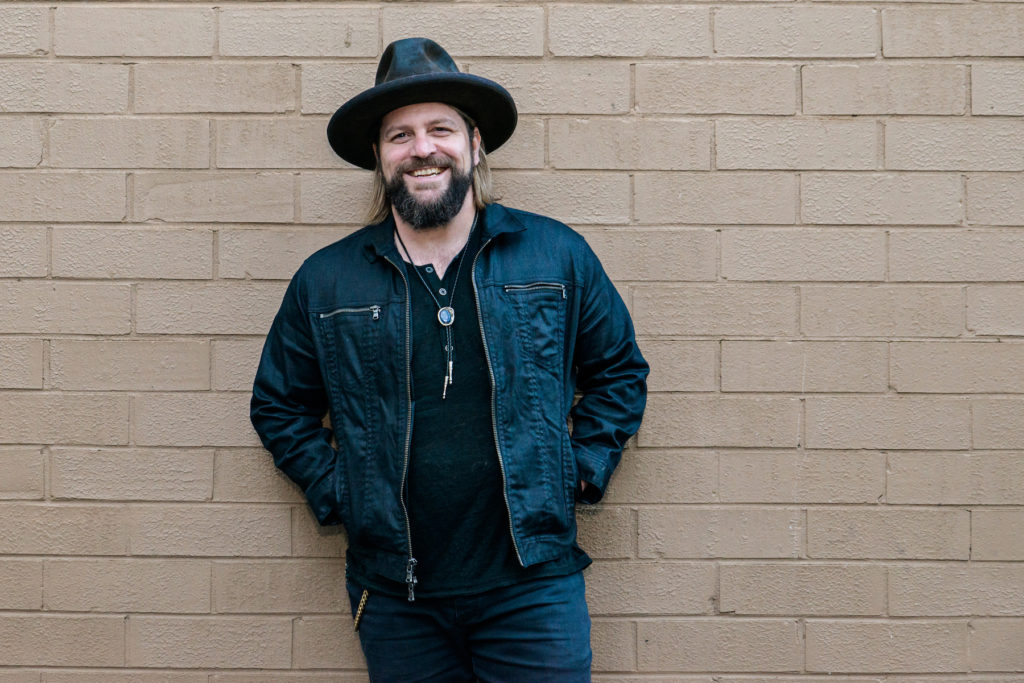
363, 202, 526, 263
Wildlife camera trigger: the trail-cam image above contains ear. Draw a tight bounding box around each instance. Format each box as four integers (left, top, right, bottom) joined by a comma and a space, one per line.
471, 128, 481, 166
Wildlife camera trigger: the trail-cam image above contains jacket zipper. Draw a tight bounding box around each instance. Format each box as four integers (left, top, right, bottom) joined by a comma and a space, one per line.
382, 255, 418, 601
319, 305, 381, 320
473, 237, 526, 567
502, 282, 566, 299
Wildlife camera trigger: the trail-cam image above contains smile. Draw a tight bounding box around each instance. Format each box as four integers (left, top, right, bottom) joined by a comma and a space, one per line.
409, 167, 445, 177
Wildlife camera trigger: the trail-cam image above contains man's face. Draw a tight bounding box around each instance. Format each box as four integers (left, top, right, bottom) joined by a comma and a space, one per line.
376, 102, 481, 230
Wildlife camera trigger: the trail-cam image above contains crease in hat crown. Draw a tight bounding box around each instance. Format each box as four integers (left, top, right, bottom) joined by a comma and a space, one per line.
327, 37, 518, 170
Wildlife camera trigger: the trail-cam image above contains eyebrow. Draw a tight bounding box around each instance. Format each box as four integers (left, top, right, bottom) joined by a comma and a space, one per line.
381, 116, 461, 138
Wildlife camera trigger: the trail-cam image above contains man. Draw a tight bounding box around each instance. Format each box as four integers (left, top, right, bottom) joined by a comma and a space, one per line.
251, 37, 648, 681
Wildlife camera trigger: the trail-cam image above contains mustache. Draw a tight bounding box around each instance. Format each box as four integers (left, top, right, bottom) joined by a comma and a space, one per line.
395, 157, 455, 174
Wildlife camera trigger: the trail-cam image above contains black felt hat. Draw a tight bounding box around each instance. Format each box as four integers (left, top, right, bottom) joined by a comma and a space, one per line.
327, 38, 518, 170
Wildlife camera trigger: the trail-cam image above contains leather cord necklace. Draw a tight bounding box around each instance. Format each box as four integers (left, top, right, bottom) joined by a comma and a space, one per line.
394, 213, 477, 399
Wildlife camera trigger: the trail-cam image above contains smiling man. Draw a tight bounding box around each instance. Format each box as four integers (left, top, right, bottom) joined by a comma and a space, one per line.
251, 38, 648, 682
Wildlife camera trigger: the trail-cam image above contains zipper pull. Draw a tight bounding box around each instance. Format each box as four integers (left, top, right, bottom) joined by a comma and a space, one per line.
371, 305, 381, 320
405, 558, 418, 601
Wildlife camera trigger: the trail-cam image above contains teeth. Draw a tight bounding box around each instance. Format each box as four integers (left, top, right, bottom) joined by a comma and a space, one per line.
410, 168, 442, 177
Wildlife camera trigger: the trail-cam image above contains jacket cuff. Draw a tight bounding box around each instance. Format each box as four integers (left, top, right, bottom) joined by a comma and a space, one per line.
304, 470, 341, 526
573, 445, 613, 504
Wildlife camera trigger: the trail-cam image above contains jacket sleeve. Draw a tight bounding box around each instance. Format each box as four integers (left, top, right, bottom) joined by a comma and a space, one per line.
570, 242, 649, 503
250, 274, 341, 525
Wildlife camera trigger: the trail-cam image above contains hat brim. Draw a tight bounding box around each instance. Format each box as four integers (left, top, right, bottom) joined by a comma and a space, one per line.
327, 72, 517, 170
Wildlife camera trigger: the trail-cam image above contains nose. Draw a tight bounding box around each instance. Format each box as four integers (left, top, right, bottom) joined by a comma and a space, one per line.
411, 131, 436, 158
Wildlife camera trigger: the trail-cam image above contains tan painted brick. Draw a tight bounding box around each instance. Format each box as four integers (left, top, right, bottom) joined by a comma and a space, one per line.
0, 64, 128, 113
889, 453, 1024, 505
576, 506, 633, 559
0, 226, 46, 277
720, 679, 879, 683
887, 121, 1024, 171
634, 284, 798, 336
56, 7, 212, 56
807, 397, 970, 450
893, 342, 1024, 393
51, 340, 210, 391
0, 448, 43, 500
972, 619, 1024, 671
719, 119, 875, 171
0, 672, 40, 683
52, 226, 213, 279
883, 7, 1024, 57
301, 62, 377, 115
487, 116, 544, 169
128, 504, 290, 557
550, 118, 710, 171
299, 171, 374, 224
0, 504, 126, 555
890, 564, 1024, 616
637, 63, 796, 115
134, 392, 261, 448
973, 64, 1024, 115
50, 118, 209, 169
135, 63, 294, 113
127, 616, 291, 668
579, 229, 716, 283
0, 7, 47, 55
603, 449, 717, 505
637, 619, 802, 672
723, 341, 887, 393
808, 508, 970, 559
293, 616, 365, 669
0, 559, 41, 609
803, 64, 967, 115
211, 340, 264, 392
801, 285, 962, 337
723, 229, 885, 281
550, 5, 708, 57
0, 615, 124, 666
0, 172, 125, 222
0, 282, 130, 334
721, 563, 885, 615
641, 396, 800, 448
46, 558, 210, 612
0, 117, 43, 166
975, 399, 1024, 449
51, 448, 214, 501
967, 174, 1024, 226
213, 449, 304, 503
640, 340, 717, 393
213, 559, 346, 612
639, 507, 803, 559
495, 172, 631, 225
803, 173, 962, 225
973, 510, 1024, 560
0, 393, 129, 445
0, 339, 44, 389
720, 451, 885, 504
291, 504, 347, 558
135, 171, 293, 223
210, 676, 367, 683
635, 173, 797, 224
807, 620, 967, 672
221, 8, 377, 57
891, 229, 1024, 281
219, 227, 350, 279
968, 286, 1024, 336
466, 61, 630, 115
717, 7, 876, 57
591, 619, 635, 673
136, 281, 285, 335
44, 675, 207, 683
385, 6, 542, 56
216, 117, 343, 169
586, 561, 715, 615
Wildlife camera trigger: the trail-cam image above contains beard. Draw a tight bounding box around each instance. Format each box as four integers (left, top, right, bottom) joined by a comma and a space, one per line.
385, 156, 474, 230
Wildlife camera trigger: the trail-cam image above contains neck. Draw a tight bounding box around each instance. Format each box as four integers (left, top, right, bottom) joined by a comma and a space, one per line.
392, 193, 477, 278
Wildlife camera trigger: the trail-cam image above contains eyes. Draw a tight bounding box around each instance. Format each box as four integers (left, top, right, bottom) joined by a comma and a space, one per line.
385, 125, 456, 144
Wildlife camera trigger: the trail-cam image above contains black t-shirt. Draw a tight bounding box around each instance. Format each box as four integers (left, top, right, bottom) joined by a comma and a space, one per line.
351, 218, 588, 598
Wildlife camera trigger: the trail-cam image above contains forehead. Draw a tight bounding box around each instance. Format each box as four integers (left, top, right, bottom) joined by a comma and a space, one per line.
379, 102, 466, 133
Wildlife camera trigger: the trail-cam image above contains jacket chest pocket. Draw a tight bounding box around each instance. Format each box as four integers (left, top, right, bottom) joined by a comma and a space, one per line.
502, 282, 568, 381
312, 305, 384, 401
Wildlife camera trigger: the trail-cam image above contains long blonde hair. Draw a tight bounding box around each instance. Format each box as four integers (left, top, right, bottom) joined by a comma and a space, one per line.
366, 110, 496, 225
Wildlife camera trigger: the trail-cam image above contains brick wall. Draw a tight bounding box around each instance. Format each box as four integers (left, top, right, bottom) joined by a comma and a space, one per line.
1, 2, 1023, 679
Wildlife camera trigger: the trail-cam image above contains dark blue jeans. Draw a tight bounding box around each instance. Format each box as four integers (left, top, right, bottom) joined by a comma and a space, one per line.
347, 571, 592, 682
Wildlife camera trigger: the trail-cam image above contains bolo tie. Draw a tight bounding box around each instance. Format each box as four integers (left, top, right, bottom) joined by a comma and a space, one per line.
394, 214, 477, 399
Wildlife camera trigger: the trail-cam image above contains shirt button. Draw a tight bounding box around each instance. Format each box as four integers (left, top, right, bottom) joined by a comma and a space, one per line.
439, 288, 448, 296
425, 266, 434, 273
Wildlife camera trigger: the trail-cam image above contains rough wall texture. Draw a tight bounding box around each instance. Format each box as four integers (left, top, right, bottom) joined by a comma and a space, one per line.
1, 1, 1023, 679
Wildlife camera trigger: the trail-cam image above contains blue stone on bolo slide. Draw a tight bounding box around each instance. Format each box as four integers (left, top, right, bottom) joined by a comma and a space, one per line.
438, 306, 455, 326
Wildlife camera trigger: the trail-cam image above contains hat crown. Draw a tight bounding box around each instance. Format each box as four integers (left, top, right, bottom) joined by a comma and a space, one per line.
375, 38, 459, 86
